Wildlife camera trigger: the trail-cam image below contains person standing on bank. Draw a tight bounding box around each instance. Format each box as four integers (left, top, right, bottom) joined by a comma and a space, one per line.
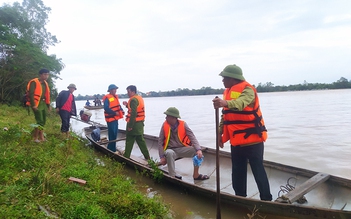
55, 84, 77, 138
158, 107, 209, 180
26, 68, 51, 143
122, 85, 150, 160
103, 84, 124, 152
212, 64, 272, 201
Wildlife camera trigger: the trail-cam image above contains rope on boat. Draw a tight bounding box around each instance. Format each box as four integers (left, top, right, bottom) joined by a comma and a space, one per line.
277, 177, 307, 204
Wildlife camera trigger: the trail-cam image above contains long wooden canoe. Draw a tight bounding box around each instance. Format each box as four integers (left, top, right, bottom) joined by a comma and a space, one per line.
84, 126, 351, 219
84, 105, 104, 110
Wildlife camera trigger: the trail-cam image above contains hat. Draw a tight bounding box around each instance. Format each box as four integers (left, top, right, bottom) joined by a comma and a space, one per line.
107, 84, 118, 92
67, 83, 77, 90
164, 107, 181, 118
219, 64, 245, 81
39, 68, 49, 74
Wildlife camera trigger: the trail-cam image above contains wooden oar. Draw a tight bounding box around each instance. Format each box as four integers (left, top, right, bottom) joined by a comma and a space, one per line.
70, 116, 105, 127
99, 137, 126, 145
215, 96, 221, 219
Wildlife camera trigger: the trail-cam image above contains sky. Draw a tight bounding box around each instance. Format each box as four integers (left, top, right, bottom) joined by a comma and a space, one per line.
3, 0, 351, 96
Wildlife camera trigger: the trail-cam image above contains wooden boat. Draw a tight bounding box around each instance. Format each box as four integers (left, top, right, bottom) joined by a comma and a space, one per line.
84, 126, 351, 219
84, 105, 104, 110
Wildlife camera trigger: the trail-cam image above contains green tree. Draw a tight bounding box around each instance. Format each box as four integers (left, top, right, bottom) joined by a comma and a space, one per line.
0, 0, 63, 104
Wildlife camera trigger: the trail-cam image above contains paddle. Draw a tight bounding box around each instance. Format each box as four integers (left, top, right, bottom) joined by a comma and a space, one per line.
99, 137, 126, 145
215, 96, 221, 219
70, 116, 105, 127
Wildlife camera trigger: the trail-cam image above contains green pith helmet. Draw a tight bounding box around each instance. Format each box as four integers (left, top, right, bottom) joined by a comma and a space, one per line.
107, 84, 118, 92
164, 107, 181, 118
219, 64, 245, 81
67, 83, 77, 90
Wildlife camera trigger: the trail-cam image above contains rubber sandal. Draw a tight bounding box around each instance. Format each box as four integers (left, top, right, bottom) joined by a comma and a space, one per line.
175, 175, 182, 180
194, 174, 209, 180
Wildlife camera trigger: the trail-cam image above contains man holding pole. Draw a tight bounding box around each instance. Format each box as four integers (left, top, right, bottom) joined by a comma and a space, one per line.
212, 64, 272, 201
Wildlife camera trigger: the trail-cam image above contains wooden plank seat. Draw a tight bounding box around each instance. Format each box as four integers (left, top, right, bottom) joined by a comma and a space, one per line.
276, 172, 330, 204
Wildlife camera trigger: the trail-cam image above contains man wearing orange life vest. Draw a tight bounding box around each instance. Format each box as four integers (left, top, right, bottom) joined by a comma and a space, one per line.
122, 85, 150, 160
103, 84, 124, 152
26, 68, 51, 143
158, 107, 209, 180
212, 64, 272, 201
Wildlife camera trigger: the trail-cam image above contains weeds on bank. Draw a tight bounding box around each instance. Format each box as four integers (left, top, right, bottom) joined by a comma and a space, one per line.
147, 159, 164, 183
0, 104, 171, 218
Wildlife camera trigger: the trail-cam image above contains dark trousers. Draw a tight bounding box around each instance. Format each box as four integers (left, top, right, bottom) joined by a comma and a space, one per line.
107, 120, 118, 152
231, 142, 272, 201
59, 110, 71, 132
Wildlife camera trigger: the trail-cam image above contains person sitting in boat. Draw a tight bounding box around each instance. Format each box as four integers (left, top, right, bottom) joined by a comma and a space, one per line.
80, 110, 92, 122
158, 107, 209, 180
85, 100, 90, 106
85, 100, 91, 106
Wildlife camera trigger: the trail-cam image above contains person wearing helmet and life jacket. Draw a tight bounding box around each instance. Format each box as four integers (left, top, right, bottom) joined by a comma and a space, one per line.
103, 84, 124, 153
55, 83, 77, 139
26, 68, 51, 143
212, 64, 272, 201
122, 85, 150, 160
158, 107, 209, 180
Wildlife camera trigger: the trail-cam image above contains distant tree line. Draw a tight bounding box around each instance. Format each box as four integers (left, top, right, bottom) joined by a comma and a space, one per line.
75, 86, 224, 101
255, 77, 351, 92
75, 77, 351, 101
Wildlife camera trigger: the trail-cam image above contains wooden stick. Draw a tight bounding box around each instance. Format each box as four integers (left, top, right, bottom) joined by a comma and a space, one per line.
70, 116, 106, 127
68, 177, 86, 185
215, 96, 221, 219
99, 137, 127, 145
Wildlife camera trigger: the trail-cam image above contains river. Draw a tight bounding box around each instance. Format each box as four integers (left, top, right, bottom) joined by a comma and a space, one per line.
70, 89, 351, 218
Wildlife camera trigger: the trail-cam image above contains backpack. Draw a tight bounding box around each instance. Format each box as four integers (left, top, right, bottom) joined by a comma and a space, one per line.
91, 127, 101, 142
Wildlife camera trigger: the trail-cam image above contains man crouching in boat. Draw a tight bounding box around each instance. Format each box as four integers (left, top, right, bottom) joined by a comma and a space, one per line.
212, 64, 272, 201
158, 107, 209, 180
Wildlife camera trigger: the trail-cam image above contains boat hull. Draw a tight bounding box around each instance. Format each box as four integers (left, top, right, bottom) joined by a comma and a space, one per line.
84, 126, 351, 219
84, 105, 104, 110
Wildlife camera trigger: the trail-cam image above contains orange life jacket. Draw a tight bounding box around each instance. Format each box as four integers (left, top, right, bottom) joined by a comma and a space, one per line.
102, 94, 124, 122
126, 95, 145, 122
26, 78, 50, 107
222, 81, 267, 146
162, 120, 192, 150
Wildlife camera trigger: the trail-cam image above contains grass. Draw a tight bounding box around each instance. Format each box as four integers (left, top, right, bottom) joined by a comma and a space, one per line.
0, 104, 171, 219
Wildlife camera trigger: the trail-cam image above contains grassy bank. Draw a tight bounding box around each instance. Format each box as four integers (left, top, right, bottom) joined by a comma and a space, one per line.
0, 104, 171, 218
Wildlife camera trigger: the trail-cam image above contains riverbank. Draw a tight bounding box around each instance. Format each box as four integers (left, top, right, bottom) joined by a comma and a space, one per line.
0, 104, 171, 218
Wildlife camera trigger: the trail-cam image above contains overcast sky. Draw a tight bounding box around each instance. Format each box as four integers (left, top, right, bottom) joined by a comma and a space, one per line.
4, 0, 351, 95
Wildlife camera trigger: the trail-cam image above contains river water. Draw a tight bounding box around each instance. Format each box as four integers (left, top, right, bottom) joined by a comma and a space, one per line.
71, 89, 351, 218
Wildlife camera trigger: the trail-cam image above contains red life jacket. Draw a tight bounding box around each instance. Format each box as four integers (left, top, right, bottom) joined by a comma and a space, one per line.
26, 78, 50, 107
126, 95, 145, 122
102, 94, 123, 122
222, 81, 267, 146
162, 120, 192, 150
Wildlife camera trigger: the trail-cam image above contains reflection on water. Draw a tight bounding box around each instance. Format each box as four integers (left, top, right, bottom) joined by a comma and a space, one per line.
72, 89, 351, 218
